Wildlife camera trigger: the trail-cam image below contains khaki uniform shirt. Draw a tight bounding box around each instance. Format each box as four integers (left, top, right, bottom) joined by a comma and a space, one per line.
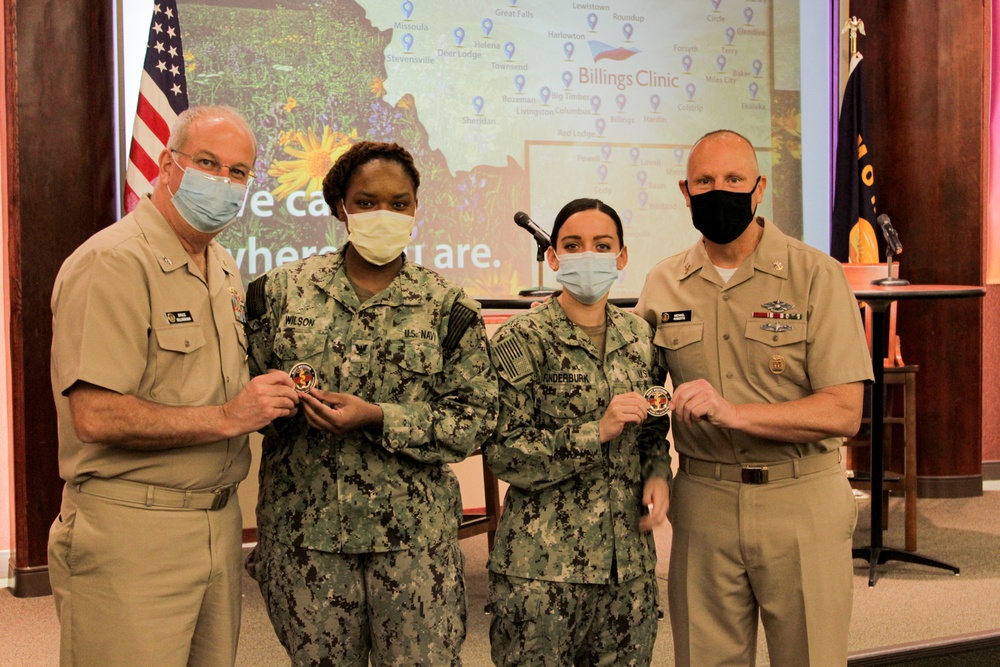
634, 218, 873, 463
50, 195, 251, 488
246, 248, 499, 554
485, 298, 672, 584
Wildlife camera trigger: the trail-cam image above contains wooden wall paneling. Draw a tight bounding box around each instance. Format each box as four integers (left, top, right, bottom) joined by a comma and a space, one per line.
7, 0, 117, 595
852, 1, 986, 497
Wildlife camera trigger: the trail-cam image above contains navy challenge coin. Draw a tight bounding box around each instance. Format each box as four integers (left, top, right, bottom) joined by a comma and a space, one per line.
644, 386, 672, 417
289, 362, 317, 393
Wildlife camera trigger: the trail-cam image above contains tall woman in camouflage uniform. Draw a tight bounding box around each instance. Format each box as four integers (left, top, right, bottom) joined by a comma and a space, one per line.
244, 141, 499, 666
484, 198, 672, 666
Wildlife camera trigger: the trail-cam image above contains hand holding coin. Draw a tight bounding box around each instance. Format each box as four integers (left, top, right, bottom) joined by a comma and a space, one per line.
644, 386, 672, 417
289, 362, 317, 393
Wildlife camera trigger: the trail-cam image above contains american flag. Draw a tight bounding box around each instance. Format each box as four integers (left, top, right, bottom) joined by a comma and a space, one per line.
124, 0, 189, 213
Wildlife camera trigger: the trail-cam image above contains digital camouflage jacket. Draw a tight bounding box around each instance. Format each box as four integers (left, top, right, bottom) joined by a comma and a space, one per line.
246, 248, 499, 553
485, 298, 671, 584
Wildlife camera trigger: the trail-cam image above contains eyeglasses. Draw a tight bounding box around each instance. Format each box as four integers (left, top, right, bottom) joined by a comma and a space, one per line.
171, 149, 255, 184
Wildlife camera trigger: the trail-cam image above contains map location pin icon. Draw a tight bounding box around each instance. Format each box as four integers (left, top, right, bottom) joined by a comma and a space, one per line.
752, 59, 762, 76
514, 74, 525, 92
539, 87, 551, 104
716, 54, 727, 72
587, 13, 598, 30
562, 71, 573, 88
595, 118, 606, 135
590, 95, 601, 113
616, 94, 627, 112
453, 27, 465, 46
402, 33, 414, 52
744, 7, 754, 24
597, 165, 608, 182
601, 144, 611, 161
472, 96, 484, 114
725, 27, 735, 44
401, 1, 413, 20
623, 23, 633, 41
650, 94, 661, 112
685, 83, 696, 100
636, 170, 647, 187
674, 148, 685, 164
623, 209, 633, 225
504, 41, 516, 59
682, 54, 692, 72
481, 18, 493, 37
629, 147, 640, 164
564, 41, 575, 60
638, 191, 649, 208
748, 82, 758, 99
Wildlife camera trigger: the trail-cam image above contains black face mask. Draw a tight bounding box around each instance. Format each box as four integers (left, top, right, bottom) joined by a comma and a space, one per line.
685, 176, 761, 245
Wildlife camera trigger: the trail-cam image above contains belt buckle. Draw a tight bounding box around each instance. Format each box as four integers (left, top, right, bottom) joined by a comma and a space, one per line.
741, 466, 769, 484
210, 486, 233, 511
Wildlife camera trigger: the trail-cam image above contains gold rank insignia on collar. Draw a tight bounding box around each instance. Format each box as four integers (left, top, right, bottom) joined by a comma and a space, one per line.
162, 255, 173, 266
772, 260, 783, 271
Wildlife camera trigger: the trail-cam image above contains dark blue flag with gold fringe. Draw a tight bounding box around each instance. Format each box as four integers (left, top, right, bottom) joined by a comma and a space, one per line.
832, 52, 880, 263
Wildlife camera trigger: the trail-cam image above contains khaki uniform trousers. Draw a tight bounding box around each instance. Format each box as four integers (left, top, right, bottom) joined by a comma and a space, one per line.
48, 484, 243, 667
668, 461, 857, 667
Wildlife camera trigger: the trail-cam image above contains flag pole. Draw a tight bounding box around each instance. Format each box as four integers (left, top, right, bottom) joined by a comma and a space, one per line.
843, 16, 865, 58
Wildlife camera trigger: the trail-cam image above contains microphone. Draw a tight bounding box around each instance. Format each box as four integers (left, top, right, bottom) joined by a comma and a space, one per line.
870, 213, 909, 286
876, 214, 903, 255
514, 211, 551, 251
513, 211, 555, 297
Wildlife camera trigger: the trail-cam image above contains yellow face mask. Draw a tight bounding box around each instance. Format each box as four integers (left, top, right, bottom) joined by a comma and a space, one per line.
345, 209, 415, 265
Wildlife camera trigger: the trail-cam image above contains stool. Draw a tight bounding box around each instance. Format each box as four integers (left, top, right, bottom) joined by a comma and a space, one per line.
457, 448, 501, 552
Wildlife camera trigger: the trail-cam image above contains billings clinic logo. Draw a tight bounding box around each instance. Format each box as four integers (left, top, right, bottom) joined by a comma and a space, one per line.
588, 40, 640, 62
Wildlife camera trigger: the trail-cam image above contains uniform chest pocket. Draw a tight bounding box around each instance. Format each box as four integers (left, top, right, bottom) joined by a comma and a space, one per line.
744, 322, 809, 388
274, 327, 326, 364
151, 324, 207, 405
379, 339, 443, 401
653, 322, 707, 385
536, 381, 599, 422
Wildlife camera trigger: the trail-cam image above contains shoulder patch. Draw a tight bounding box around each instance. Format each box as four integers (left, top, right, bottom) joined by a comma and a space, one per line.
493, 336, 533, 381
246, 275, 268, 322
443, 298, 479, 351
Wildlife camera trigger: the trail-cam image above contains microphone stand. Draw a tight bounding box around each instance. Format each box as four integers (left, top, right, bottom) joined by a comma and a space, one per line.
518, 239, 556, 297
871, 249, 909, 287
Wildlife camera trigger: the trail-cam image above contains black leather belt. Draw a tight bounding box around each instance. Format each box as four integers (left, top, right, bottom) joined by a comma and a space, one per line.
680, 450, 841, 485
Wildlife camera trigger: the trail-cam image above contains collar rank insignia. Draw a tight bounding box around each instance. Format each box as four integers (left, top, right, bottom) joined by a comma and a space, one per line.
761, 300, 794, 313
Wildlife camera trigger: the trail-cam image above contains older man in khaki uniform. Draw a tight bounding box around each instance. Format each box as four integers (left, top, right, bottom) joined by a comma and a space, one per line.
48, 106, 299, 667
635, 130, 873, 667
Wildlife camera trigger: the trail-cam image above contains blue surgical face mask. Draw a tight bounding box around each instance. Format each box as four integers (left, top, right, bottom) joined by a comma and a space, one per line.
555, 250, 621, 304
169, 166, 250, 234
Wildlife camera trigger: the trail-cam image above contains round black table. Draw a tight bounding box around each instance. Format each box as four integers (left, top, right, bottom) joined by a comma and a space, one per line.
850, 284, 985, 586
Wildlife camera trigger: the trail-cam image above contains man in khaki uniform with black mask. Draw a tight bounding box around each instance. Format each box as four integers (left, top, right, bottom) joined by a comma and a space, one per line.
47, 105, 299, 667
635, 130, 873, 666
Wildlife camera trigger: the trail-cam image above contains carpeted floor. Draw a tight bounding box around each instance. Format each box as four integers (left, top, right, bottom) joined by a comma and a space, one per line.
2, 491, 999, 666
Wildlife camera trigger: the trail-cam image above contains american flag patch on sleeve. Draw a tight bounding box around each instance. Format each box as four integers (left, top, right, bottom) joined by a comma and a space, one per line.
494, 337, 533, 381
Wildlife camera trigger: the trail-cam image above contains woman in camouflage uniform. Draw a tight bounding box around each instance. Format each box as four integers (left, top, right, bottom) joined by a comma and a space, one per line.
244, 141, 498, 666
485, 198, 672, 666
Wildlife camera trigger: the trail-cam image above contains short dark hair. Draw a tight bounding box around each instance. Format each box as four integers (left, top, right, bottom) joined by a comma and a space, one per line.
322, 141, 420, 220
550, 198, 624, 247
